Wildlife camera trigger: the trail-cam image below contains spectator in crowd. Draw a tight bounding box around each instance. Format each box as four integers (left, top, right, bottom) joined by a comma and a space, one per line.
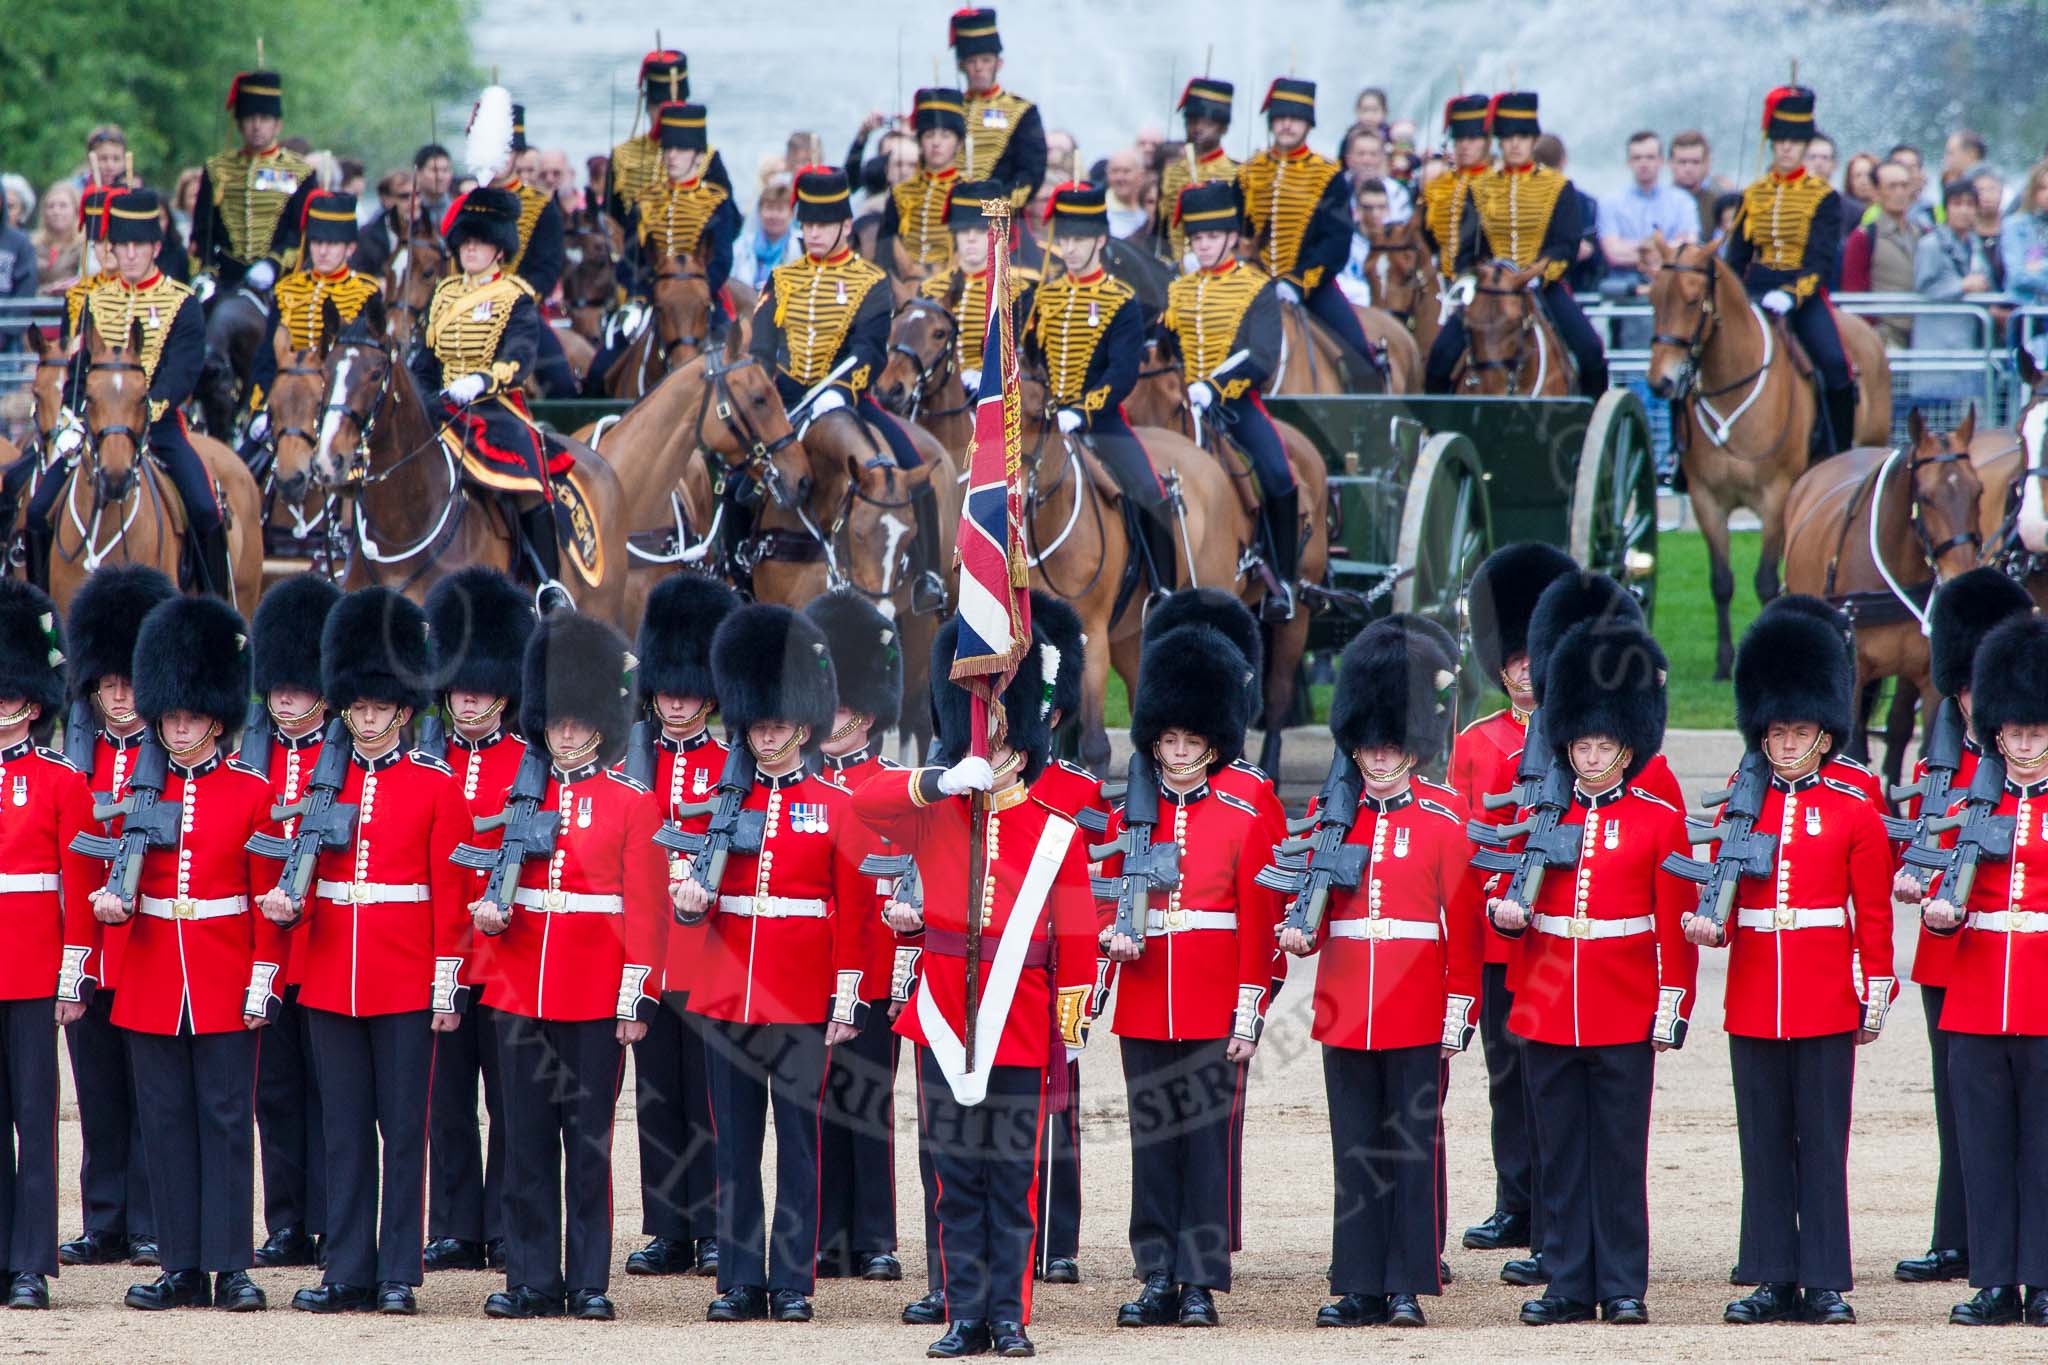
1913, 179, 1999, 400
30, 180, 81, 291
171, 167, 202, 239
1104, 148, 1149, 238
585, 154, 609, 212
1340, 124, 1411, 223
1387, 117, 1418, 156
512, 145, 541, 183
1352, 86, 1389, 136
414, 143, 455, 224
1533, 133, 1603, 296
537, 148, 579, 215
1941, 129, 1991, 194
1839, 151, 1879, 240
1972, 170, 2008, 287
84, 125, 128, 189
1886, 143, 1941, 230
0, 199, 35, 348
1045, 127, 1078, 183
338, 158, 367, 203
1597, 131, 1698, 292
1, 175, 33, 229
1337, 176, 1390, 307
786, 130, 822, 172
2001, 161, 2048, 307
352, 169, 416, 276
1843, 159, 1924, 345
1132, 125, 1163, 174
1803, 133, 1837, 192
733, 176, 800, 289
1417, 152, 1448, 187
1710, 190, 1743, 238
1669, 130, 1716, 236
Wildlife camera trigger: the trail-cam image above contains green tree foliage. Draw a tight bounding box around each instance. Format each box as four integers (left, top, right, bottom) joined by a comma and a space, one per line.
0, 0, 477, 195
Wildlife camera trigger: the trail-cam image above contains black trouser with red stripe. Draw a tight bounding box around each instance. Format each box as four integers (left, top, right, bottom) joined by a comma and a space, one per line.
637, 993, 717, 1244
128, 1027, 259, 1274
307, 1007, 432, 1287
427, 1000, 506, 1245
1949, 1031, 2048, 1289
1034, 1057, 1082, 1271
1324, 1041, 1442, 1297
0, 997, 59, 1276
1123, 1035, 1239, 1291
65, 988, 152, 1242
1920, 985, 1968, 1254
702, 1018, 828, 1294
1524, 1037, 1653, 1305
918, 1049, 1045, 1325
495, 1014, 622, 1297
1729, 1031, 1855, 1290
256, 984, 325, 1239
818, 1001, 899, 1271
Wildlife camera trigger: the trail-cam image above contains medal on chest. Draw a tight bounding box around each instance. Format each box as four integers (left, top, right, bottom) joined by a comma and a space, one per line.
791, 801, 829, 835
693, 766, 710, 796
10, 775, 24, 807
1604, 820, 1620, 851
1087, 300, 1099, 328
471, 300, 493, 322
835, 279, 847, 306
982, 108, 1007, 130
252, 166, 298, 194
1805, 806, 1821, 837
576, 796, 593, 829
1393, 827, 1410, 858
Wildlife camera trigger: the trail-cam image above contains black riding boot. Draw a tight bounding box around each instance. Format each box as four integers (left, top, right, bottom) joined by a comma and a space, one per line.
191, 525, 235, 602
1823, 385, 1858, 457
1579, 361, 1610, 400
909, 481, 948, 614
1135, 498, 1177, 598
20, 523, 51, 595
517, 505, 571, 612
1261, 487, 1300, 621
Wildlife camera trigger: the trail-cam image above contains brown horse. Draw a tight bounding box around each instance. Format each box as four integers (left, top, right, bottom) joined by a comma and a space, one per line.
1358, 303, 1421, 394
1450, 262, 1574, 397
1975, 347, 2048, 608
1782, 409, 1987, 781
1646, 238, 1892, 677
1272, 300, 1379, 395
600, 246, 756, 399
875, 295, 976, 458
49, 319, 265, 615
304, 325, 630, 624
382, 214, 449, 348
560, 215, 620, 342
253, 325, 352, 588
1363, 218, 1442, 355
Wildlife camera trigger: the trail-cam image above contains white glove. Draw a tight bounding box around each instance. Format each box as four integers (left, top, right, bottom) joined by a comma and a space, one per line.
1761, 289, 1794, 315
443, 372, 488, 405
960, 368, 982, 394
192, 273, 218, 304
245, 410, 270, 444
936, 755, 995, 796
1276, 281, 1302, 305
809, 389, 849, 419
1186, 381, 1216, 412
1055, 408, 1084, 435
245, 260, 277, 292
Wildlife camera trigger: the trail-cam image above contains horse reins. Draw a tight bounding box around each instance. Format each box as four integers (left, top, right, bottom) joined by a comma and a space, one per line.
888, 299, 969, 421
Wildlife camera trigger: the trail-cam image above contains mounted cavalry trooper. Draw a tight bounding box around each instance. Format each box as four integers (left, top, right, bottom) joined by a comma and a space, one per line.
1418, 94, 1493, 284
1431, 91, 1607, 399
948, 8, 1047, 209
246, 191, 386, 446
606, 50, 735, 236
1025, 182, 1176, 601
476, 93, 575, 400
852, 617, 1096, 1360
1725, 86, 1855, 456
668, 604, 875, 1326
190, 70, 314, 300
750, 165, 947, 614
876, 88, 967, 282
1692, 604, 1896, 1326
918, 178, 1035, 405
1155, 78, 1240, 268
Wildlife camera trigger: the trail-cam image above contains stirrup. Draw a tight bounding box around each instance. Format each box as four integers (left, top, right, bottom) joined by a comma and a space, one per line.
1260, 577, 1297, 623
911, 571, 948, 615
534, 579, 575, 615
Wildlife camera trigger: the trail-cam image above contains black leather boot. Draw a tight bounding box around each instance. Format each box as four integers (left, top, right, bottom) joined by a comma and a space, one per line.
903, 1288, 947, 1325
1260, 487, 1300, 621
928, 1319, 992, 1357
1896, 1248, 1969, 1282
1824, 385, 1858, 457
1117, 1271, 1179, 1327
1724, 1281, 1801, 1324
909, 481, 947, 614
1464, 1210, 1531, 1250
1950, 1285, 2021, 1326
188, 525, 236, 602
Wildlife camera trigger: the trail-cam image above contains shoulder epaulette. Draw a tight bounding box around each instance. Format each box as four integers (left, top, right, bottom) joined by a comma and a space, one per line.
1831, 755, 1874, 775
814, 774, 852, 795
1229, 757, 1270, 781
34, 747, 80, 772
227, 759, 266, 779
1056, 758, 1099, 780
407, 749, 453, 775
878, 756, 904, 770
1822, 776, 1864, 800
1628, 786, 1680, 812
1215, 790, 1258, 817
603, 769, 650, 794
1417, 797, 1461, 823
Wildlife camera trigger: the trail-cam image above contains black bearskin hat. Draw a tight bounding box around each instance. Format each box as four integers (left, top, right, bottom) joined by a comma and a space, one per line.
711, 604, 839, 746
443, 187, 522, 259
1733, 607, 1854, 752
1757, 591, 1854, 668
66, 564, 176, 699
1330, 619, 1458, 764
1543, 620, 1667, 782
1143, 588, 1263, 715
931, 617, 1052, 783
1030, 591, 1086, 725
636, 574, 738, 708
1931, 568, 2034, 698
805, 591, 903, 732
426, 568, 535, 706
1971, 616, 2048, 750
132, 597, 251, 735
1526, 569, 1644, 706
519, 611, 635, 767
1467, 542, 1576, 686
0, 580, 67, 735
250, 574, 341, 698
322, 587, 435, 713
948, 7, 1002, 57
1131, 625, 1255, 769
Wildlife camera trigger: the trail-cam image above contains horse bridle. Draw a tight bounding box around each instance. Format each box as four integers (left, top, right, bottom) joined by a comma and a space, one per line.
1462, 274, 1542, 393
262, 360, 332, 462
82, 358, 151, 499
652, 265, 713, 362
888, 298, 968, 420
1651, 252, 1771, 405
1905, 444, 1983, 565
1368, 237, 1428, 324
385, 239, 445, 340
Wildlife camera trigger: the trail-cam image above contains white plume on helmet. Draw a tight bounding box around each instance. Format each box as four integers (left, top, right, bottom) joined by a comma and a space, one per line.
466, 85, 515, 183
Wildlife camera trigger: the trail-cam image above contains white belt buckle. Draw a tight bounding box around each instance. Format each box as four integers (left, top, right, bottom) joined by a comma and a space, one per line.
1774, 906, 1795, 930
349, 881, 368, 904
1367, 917, 1391, 940
174, 898, 196, 920
1569, 916, 1592, 939
1166, 908, 1186, 932
543, 889, 567, 912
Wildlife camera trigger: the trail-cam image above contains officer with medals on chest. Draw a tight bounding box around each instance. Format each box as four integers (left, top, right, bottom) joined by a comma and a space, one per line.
607, 50, 734, 235
918, 179, 1035, 405
94, 596, 290, 1312
620, 574, 738, 1281
190, 70, 314, 300
1156, 79, 1240, 268
1419, 95, 1493, 285
254, 588, 472, 1317
246, 191, 386, 443
948, 8, 1046, 209
421, 567, 535, 1274
57, 565, 174, 1273
472, 94, 575, 398
851, 619, 1097, 1360
1688, 605, 1896, 1326
877, 89, 967, 282
241, 575, 343, 1274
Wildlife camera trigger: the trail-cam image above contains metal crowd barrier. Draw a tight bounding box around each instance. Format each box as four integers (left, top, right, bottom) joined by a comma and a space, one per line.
0, 298, 64, 445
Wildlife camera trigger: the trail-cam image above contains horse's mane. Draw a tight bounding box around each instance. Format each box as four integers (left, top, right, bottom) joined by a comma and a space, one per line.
336, 316, 381, 346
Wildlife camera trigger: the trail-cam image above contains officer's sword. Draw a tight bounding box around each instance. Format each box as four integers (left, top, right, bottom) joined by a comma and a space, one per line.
784, 355, 862, 429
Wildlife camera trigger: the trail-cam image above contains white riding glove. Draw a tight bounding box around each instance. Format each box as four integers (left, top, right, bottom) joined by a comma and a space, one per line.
809, 389, 849, 419
1761, 289, 1794, 316
1055, 408, 1084, 435
245, 410, 270, 444
244, 260, 278, 292
1186, 381, 1217, 412
936, 755, 995, 796
1276, 281, 1302, 306
191, 273, 218, 304
960, 368, 982, 394
443, 373, 488, 405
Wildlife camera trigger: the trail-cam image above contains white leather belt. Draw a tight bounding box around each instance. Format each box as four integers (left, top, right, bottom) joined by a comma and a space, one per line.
1534, 913, 1653, 940
717, 894, 828, 919
1966, 910, 2048, 934
315, 879, 430, 905
1734, 906, 1847, 932
0, 874, 59, 894
1328, 917, 1439, 942
1142, 908, 1238, 936
138, 894, 248, 922
511, 888, 624, 915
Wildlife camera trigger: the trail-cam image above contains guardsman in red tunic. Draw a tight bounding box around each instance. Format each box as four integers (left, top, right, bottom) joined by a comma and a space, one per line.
241, 574, 341, 1273
255, 589, 468, 1315
670, 604, 873, 1325
1893, 570, 2031, 1286
1281, 620, 1482, 1329
1489, 618, 1696, 1326
0, 581, 104, 1309
622, 573, 738, 1280
101, 597, 290, 1312
1105, 622, 1281, 1330
852, 618, 1096, 1360
57, 565, 174, 1270
465, 612, 666, 1321
420, 568, 534, 1274
1911, 616, 2048, 1327
1454, 543, 1576, 1258
1694, 608, 1895, 1326
806, 591, 908, 1284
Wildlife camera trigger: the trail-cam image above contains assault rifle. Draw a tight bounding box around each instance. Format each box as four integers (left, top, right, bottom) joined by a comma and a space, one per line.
655, 742, 762, 924
621, 719, 657, 788
1081, 750, 1179, 952
61, 697, 98, 770
860, 850, 924, 916
1883, 695, 1966, 849
246, 717, 359, 909
1255, 752, 1368, 940
449, 747, 560, 935
413, 712, 448, 764
1660, 748, 1779, 930
68, 736, 182, 907
1467, 752, 1584, 937
1901, 747, 2014, 911
235, 699, 273, 779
